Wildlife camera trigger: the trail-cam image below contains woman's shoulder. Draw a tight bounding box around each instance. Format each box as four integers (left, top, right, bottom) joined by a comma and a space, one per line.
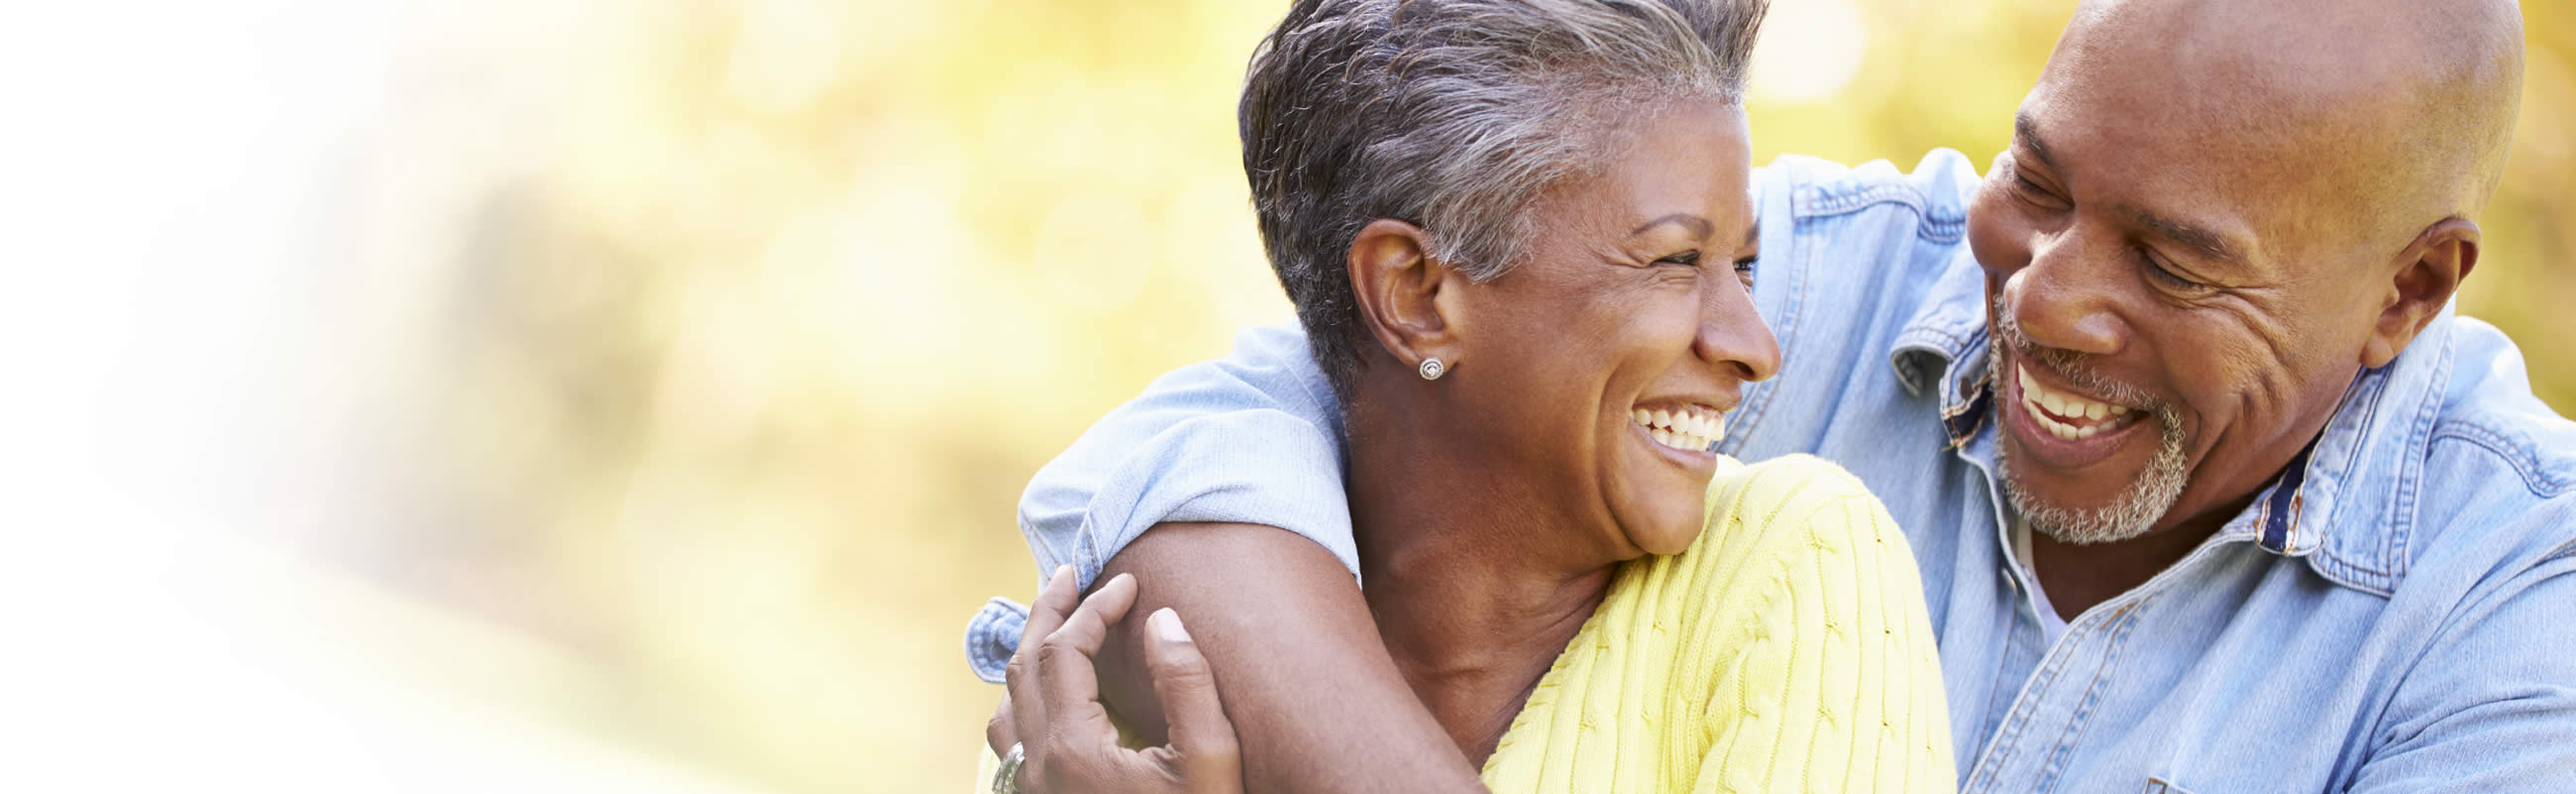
1636, 453, 1916, 598
1694, 454, 1889, 546
1704, 453, 1876, 512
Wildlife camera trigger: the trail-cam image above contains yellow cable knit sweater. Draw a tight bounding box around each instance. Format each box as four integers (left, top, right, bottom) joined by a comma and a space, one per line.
1477, 454, 1953, 793
973, 454, 1954, 793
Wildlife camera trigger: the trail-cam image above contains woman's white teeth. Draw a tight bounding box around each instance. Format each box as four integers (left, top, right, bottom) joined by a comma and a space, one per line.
1633, 404, 1725, 452
2016, 364, 2138, 441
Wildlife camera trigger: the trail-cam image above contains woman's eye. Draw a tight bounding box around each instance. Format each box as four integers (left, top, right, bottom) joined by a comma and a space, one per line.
1733, 255, 1758, 285
1655, 251, 1701, 268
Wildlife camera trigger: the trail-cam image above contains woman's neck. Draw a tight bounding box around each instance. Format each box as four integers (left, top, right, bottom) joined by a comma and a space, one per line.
1343, 406, 1619, 765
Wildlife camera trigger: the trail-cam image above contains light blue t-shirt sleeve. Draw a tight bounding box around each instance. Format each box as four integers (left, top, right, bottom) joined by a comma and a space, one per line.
1016, 322, 1357, 592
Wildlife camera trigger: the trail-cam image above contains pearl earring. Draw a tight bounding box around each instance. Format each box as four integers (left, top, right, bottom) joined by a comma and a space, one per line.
1418, 357, 1447, 381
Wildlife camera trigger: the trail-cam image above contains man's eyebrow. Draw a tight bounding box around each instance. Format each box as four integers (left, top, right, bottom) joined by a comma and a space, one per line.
2014, 111, 2057, 170
1630, 213, 1715, 239
2013, 109, 2241, 264
1742, 218, 1761, 252
2129, 206, 2243, 263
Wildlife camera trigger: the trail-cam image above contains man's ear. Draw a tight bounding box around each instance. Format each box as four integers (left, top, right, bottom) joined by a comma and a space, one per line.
2361, 218, 2479, 369
1346, 219, 1466, 373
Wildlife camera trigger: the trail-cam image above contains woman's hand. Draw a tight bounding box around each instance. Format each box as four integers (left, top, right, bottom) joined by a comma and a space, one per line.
986, 568, 1242, 794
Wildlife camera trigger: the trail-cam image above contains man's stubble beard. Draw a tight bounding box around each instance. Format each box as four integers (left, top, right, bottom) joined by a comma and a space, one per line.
1988, 295, 2192, 545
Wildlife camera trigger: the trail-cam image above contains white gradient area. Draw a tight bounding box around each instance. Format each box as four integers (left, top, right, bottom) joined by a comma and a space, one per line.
0, 1, 759, 791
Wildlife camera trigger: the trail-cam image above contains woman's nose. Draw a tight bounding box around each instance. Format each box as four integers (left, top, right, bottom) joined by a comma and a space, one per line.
1697, 280, 1780, 384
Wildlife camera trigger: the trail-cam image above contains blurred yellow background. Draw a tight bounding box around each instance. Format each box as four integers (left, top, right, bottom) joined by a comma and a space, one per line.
324, 0, 2576, 792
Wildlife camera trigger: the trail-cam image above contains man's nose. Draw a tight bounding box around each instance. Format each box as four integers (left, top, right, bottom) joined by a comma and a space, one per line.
1697, 279, 1781, 384
2003, 229, 2129, 358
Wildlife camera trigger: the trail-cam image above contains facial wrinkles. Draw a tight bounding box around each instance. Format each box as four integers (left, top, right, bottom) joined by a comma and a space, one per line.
1509, 205, 1688, 560
2066, 130, 2355, 456
2237, 299, 2308, 418
2010, 99, 2311, 492
2189, 240, 2372, 445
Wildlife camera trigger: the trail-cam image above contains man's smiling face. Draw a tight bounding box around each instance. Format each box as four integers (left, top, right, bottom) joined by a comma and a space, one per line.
1959, 0, 2518, 544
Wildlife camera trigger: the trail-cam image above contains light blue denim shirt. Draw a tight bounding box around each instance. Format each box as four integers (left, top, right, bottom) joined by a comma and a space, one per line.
966, 151, 2576, 793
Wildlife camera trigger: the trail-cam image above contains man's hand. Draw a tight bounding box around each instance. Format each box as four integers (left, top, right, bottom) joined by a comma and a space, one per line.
988, 568, 1242, 794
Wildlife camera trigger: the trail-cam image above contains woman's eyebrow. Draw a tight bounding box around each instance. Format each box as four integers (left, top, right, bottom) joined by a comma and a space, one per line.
1629, 213, 1715, 239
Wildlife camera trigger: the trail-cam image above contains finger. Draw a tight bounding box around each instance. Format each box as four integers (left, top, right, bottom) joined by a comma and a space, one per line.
1143, 608, 1241, 794
1007, 565, 1079, 747
986, 691, 1018, 758
1036, 572, 1138, 731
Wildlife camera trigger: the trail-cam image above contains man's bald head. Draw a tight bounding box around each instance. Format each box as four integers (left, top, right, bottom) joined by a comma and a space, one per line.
2049, 0, 2522, 252
1965, 0, 2525, 547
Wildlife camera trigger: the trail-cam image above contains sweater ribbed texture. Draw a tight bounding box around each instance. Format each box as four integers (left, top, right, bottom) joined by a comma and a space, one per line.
1478, 454, 1955, 794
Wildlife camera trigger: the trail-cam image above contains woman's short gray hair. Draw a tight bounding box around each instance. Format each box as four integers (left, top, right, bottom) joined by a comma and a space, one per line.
1239, 0, 1768, 398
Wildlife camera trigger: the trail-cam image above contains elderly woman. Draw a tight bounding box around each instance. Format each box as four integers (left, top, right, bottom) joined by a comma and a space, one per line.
981, 0, 1953, 792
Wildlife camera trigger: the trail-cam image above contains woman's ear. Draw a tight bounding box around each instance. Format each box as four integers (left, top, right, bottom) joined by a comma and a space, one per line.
1346, 219, 1466, 374
2360, 218, 2479, 369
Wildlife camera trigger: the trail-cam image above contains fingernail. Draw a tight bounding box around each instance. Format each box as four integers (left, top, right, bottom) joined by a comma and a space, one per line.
1149, 608, 1191, 643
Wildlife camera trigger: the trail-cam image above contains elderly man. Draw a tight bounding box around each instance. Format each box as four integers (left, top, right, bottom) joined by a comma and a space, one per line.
968, 0, 2571, 791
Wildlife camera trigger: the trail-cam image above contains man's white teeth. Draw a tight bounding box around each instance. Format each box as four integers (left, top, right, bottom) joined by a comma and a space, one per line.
1632, 404, 1725, 453
2016, 364, 2138, 441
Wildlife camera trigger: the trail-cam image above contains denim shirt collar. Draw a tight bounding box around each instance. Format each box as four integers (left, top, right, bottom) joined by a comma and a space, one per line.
1887, 250, 2454, 596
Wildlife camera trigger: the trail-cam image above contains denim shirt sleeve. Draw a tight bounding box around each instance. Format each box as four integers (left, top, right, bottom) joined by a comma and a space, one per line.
2345, 544, 2576, 792
1015, 321, 1355, 592
969, 323, 1353, 682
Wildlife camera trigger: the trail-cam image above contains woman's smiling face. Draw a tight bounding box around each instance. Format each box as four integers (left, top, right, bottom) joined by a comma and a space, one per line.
1448, 99, 1776, 558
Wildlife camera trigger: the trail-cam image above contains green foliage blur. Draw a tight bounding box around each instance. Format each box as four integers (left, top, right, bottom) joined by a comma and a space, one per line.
377, 1, 2573, 792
